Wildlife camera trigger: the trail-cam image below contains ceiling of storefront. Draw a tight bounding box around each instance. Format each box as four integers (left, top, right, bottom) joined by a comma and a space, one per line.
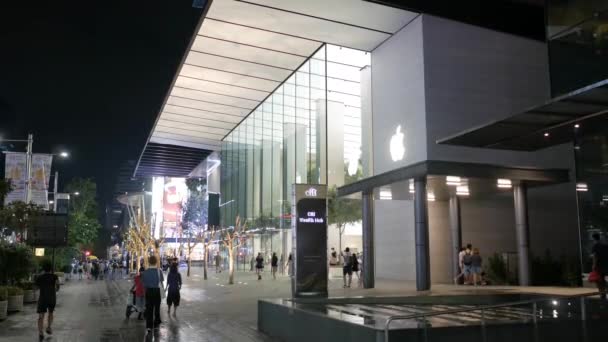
136, 0, 417, 178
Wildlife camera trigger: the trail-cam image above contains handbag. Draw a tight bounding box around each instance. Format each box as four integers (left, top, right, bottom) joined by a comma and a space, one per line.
158, 268, 166, 299
588, 269, 601, 283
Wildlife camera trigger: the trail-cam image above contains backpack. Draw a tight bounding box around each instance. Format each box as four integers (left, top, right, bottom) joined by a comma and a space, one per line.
463, 253, 473, 266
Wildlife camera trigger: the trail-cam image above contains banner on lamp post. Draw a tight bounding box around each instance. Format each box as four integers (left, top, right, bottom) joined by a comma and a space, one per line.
4, 152, 27, 204
30, 154, 53, 209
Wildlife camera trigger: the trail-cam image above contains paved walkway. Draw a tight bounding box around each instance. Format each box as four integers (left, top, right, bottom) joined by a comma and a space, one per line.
0, 267, 598, 341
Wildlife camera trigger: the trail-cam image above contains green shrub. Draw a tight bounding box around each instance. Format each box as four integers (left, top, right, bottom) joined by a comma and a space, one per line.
531, 250, 581, 286
0, 287, 7, 301
0, 243, 35, 284
485, 253, 510, 285
6, 286, 23, 296
18, 281, 35, 290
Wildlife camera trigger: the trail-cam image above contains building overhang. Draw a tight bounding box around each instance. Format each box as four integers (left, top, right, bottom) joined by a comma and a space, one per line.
436, 79, 608, 151
337, 160, 570, 197
134, 142, 212, 178
135, 0, 418, 178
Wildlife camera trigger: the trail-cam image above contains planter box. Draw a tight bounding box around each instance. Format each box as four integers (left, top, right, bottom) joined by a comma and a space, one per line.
7, 295, 23, 312
0, 301, 7, 320
23, 289, 38, 303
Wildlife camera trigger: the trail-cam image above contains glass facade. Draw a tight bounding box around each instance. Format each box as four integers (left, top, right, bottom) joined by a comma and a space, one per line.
219, 44, 370, 266
548, 0, 608, 95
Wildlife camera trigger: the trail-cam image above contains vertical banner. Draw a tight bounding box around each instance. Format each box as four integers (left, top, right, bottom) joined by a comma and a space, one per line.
4, 152, 27, 204
292, 184, 328, 298
30, 154, 53, 209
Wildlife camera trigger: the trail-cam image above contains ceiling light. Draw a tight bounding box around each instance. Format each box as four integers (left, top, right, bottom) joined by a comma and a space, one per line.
456, 185, 470, 196
574, 124, 580, 129
544, 132, 550, 137
446, 176, 461, 186
409, 179, 415, 194
497, 179, 512, 189
576, 183, 588, 192
379, 189, 392, 200
427, 192, 436, 202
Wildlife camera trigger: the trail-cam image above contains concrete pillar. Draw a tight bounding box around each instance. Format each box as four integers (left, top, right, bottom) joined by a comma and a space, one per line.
414, 178, 431, 291
513, 183, 531, 286
449, 196, 462, 280
362, 190, 375, 288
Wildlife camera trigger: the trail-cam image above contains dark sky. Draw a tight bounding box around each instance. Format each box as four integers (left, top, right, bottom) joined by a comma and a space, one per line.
0, 1, 203, 208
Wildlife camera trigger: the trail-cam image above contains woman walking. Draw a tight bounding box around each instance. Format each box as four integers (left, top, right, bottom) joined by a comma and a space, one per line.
166, 263, 182, 316
470, 248, 483, 286
286, 253, 294, 277
142, 255, 164, 334
271, 253, 278, 280
352, 253, 360, 286
255, 253, 264, 280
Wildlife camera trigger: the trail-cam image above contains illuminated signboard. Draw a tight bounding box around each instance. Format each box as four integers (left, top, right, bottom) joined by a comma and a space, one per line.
292, 184, 328, 298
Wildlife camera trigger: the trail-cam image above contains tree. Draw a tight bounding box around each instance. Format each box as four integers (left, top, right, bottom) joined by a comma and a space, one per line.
0, 201, 43, 242
0, 179, 13, 208
64, 178, 102, 250
219, 216, 248, 285
180, 178, 208, 277
327, 186, 361, 256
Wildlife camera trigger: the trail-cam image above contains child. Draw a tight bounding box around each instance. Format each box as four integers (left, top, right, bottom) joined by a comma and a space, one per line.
130, 267, 145, 320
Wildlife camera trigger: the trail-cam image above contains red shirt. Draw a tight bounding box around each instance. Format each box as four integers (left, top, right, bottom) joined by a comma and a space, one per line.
134, 275, 145, 297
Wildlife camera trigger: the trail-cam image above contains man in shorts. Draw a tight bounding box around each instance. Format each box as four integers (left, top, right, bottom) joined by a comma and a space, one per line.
35, 262, 59, 341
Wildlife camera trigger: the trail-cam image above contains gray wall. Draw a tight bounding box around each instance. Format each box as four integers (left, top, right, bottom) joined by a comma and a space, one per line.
374, 199, 416, 281
422, 15, 554, 168
371, 15, 427, 175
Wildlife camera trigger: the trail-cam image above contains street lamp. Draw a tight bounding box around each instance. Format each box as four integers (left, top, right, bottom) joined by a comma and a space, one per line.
59, 151, 69, 158
74, 192, 80, 196
50, 150, 70, 212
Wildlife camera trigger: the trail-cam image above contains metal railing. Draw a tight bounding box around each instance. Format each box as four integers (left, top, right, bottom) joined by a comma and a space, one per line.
384, 291, 599, 342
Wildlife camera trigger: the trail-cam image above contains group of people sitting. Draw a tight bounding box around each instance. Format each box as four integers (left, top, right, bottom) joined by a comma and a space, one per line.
455, 244, 486, 286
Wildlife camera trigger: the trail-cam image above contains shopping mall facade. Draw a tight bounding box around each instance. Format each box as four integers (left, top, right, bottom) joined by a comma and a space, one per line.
134, 0, 608, 290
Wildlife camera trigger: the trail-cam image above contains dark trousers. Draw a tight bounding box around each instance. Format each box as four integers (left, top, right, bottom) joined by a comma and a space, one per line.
144, 288, 161, 329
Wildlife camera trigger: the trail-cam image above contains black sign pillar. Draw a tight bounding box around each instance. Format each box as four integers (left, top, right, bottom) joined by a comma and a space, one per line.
292, 184, 328, 298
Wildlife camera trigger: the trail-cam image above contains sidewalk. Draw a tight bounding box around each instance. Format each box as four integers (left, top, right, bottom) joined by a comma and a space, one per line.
0, 267, 595, 341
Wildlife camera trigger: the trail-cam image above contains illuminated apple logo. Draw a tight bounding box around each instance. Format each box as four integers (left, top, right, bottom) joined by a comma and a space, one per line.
390, 125, 405, 162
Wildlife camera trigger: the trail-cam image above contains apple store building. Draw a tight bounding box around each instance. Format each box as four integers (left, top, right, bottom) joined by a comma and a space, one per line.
150, 0, 581, 290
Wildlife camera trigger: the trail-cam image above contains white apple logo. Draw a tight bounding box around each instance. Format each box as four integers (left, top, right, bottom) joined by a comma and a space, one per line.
390, 125, 405, 162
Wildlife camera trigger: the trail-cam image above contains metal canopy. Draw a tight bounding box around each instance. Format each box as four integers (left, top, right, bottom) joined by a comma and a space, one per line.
437, 79, 608, 151
147, 0, 417, 151
337, 160, 569, 197
135, 143, 212, 178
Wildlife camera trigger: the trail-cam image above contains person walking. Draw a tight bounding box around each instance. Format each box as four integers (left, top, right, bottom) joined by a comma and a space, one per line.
470, 248, 483, 286
453, 246, 467, 284
287, 253, 294, 277
130, 266, 146, 320
142, 255, 165, 333
78, 262, 83, 280
271, 252, 278, 280
215, 252, 222, 273
351, 252, 360, 286
342, 247, 353, 288
591, 233, 608, 300
35, 262, 59, 341
166, 263, 182, 316
255, 253, 264, 280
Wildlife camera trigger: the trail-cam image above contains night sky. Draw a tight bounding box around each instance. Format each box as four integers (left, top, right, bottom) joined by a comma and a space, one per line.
0, 1, 203, 211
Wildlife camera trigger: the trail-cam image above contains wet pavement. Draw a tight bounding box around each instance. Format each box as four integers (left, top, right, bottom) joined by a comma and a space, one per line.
0, 268, 288, 342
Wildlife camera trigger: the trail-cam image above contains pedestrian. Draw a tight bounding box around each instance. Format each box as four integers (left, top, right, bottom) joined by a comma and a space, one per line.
35, 262, 59, 341
112, 261, 118, 280
215, 252, 222, 273
591, 233, 608, 300
462, 245, 474, 285
271, 252, 278, 280
166, 263, 182, 316
279, 254, 285, 274
330, 247, 338, 266
93, 262, 100, 280
342, 247, 353, 288
99, 261, 106, 280
470, 248, 483, 286
255, 252, 264, 280
352, 252, 360, 285
78, 262, 83, 280
250, 256, 255, 272
142, 255, 164, 333
453, 246, 467, 284
130, 266, 146, 320
287, 253, 294, 277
